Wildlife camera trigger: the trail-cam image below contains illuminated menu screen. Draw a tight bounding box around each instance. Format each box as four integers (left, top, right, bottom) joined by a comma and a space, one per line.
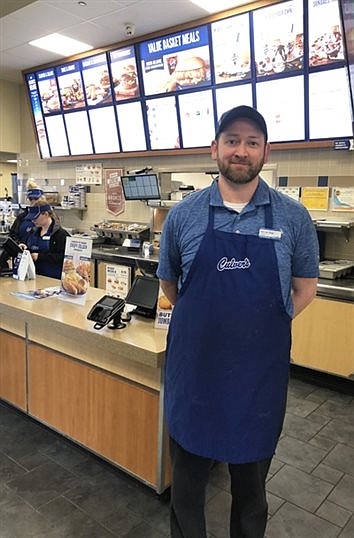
24, 0, 354, 159
309, 68, 353, 139
139, 25, 211, 96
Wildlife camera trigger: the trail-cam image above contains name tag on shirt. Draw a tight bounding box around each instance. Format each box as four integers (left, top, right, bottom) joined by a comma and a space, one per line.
258, 228, 282, 240
42, 235, 50, 241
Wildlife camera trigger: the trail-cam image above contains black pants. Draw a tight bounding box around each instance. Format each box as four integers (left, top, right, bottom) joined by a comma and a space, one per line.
169, 437, 271, 538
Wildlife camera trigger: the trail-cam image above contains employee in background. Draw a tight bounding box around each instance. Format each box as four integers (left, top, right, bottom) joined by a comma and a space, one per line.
157, 105, 319, 538
19, 201, 69, 279
10, 179, 46, 243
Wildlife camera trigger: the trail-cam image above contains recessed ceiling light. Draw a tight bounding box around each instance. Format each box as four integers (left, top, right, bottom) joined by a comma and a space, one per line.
78, 1, 87, 5
190, 0, 250, 13
29, 33, 93, 56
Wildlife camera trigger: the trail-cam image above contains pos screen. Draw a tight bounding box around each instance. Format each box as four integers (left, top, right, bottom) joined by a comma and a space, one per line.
125, 276, 159, 316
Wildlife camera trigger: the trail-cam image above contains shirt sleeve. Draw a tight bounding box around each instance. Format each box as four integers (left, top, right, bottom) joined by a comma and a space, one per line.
292, 208, 320, 278
156, 209, 182, 282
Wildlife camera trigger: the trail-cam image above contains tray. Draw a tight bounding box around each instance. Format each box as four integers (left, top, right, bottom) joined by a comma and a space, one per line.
319, 260, 354, 279
91, 221, 150, 242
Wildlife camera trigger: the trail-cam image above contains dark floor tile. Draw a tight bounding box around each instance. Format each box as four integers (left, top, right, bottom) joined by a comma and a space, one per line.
0, 451, 27, 483
327, 474, 354, 512
38, 495, 81, 523
45, 509, 115, 538
266, 464, 333, 512
209, 462, 230, 490
316, 500, 352, 528
319, 420, 354, 449
275, 435, 328, 473
306, 387, 353, 405
308, 434, 339, 452
41, 438, 91, 471
0, 484, 58, 538
6, 460, 79, 509
64, 473, 141, 522
323, 444, 354, 477
315, 401, 354, 424
102, 506, 143, 536
285, 395, 320, 418
267, 457, 284, 478
282, 412, 324, 442
339, 513, 354, 537
312, 463, 344, 485
288, 378, 317, 399
266, 502, 340, 537
267, 492, 285, 515
124, 520, 167, 537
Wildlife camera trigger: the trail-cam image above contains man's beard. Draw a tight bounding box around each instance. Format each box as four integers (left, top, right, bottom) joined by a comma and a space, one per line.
217, 155, 265, 185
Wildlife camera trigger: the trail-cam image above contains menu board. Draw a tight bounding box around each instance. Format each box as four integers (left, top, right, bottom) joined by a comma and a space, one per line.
109, 46, 140, 101
146, 96, 180, 149
211, 13, 251, 84
256, 76, 305, 142
81, 53, 112, 106
89, 107, 120, 154
178, 90, 215, 147
139, 25, 211, 95
309, 68, 353, 139
24, 0, 354, 159
308, 0, 344, 67
56, 61, 86, 111
253, 0, 304, 77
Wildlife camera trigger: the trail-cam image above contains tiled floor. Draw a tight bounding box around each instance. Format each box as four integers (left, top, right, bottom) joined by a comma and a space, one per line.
0, 376, 353, 538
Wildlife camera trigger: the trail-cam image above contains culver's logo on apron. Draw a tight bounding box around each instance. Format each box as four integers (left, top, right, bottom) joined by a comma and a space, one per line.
217, 256, 250, 271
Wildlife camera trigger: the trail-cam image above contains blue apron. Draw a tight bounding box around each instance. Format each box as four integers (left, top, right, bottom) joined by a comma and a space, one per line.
27, 225, 58, 279
164, 202, 291, 463
18, 216, 34, 243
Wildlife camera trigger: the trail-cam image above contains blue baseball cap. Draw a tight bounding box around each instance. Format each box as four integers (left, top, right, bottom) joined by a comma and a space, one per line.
26, 188, 43, 199
28, 204, 52, 220
216, 105, 268, 142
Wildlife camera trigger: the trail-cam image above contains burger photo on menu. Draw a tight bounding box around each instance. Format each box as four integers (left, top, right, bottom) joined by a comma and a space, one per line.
165, 52, 210, 92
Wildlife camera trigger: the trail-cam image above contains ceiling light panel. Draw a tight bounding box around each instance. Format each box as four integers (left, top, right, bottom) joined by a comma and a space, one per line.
28, 33, 93, 56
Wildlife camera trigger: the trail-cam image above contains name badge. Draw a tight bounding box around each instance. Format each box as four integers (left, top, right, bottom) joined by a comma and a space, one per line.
42, 235, 50, 241
258, 228, 282, 240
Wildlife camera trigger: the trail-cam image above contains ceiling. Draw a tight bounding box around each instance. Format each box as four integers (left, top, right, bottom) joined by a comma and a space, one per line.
0, 0, 256, 84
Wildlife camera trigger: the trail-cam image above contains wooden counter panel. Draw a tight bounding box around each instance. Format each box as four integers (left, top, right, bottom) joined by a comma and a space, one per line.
292, 298, 354, 377
28, 344, 161, 486
0, 331, 26, 410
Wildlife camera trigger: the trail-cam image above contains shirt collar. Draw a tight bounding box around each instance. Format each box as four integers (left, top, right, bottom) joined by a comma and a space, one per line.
210, 177, 271, 209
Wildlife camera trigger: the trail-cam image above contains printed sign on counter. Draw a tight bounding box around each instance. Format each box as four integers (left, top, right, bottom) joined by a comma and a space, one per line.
106, 264, 131, 299
301, 187, 329, 211
60, 236, 92, 304
331, 187, 354, 211
154, 286, 173, 329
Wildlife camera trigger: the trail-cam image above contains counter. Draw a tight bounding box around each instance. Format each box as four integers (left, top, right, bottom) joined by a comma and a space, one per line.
0, 275, 169, 493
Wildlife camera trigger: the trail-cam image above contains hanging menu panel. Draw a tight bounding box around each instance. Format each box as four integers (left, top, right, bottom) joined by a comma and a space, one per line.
139, 25, 211, 96
81, 53, 113, 106
215, 84, 253, 120
211, 13, 251, 84
116, 101, 147, 152
25, 74, 50, 158
253, 0, 304, 77
256, 76, 305, 142
56, 61, 86, 111
89, 107, 120, 154
309, 68, 353, 139
36, 67, 61, 114
146, 96, 180, 149
178, 90, 214, 147
308, 0, 344, 67
45, 115, 69, 157
109, 46, 140, 101
64, 111, 93, 155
